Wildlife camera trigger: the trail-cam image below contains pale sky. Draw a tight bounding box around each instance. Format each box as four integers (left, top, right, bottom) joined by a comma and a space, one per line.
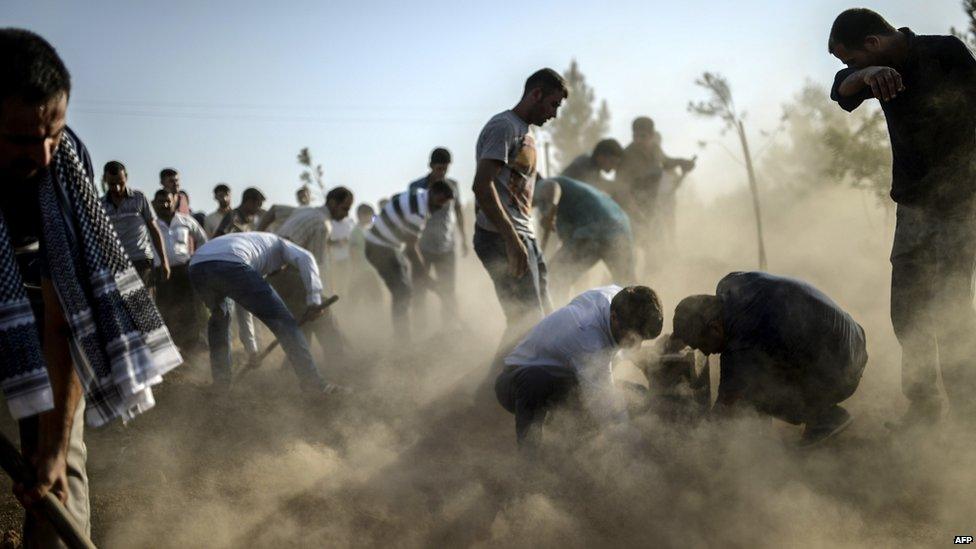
2, 0, 968, 210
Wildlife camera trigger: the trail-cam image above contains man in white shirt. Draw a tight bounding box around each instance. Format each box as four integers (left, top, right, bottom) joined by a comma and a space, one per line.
153, 189, 209, 350
496, 285, 663, 448
188, 232, 337, 393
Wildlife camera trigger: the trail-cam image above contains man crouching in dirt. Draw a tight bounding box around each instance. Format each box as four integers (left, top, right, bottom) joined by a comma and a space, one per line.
495, 286, 663, 449
673, 271, 868, 447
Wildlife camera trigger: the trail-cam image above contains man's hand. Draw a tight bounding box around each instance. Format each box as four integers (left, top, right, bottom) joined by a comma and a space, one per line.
861, 66, 904, 101
15, 449, 69, 509
504, 234, 529, 278
460, 240, 470, 257
160, 259, 171, 281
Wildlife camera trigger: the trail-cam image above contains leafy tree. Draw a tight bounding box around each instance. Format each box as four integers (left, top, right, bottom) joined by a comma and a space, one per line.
547, 59, 611, 171
688, 72, 768, 270
297, 147, 325, 197
951, 0, 976, 50
761, 82, 892, 205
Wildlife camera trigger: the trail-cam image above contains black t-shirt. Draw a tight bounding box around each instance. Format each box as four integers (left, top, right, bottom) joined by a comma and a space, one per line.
831, 28, 976, 210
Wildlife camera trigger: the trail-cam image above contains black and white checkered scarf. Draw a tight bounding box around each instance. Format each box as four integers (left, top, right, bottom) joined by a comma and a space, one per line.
0, 136, 182, 427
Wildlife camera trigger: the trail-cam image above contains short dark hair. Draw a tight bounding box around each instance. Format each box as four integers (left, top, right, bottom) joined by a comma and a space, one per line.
325, 186, 353, 204
159, 168, 178, 180
154, 189, 173, 201
611, 286, 664, 340
632, 117, 655, 134
828, 8, 897, 53
242, 187, 266, 203
0, 29, 71, 105
213, 183, 230, 194
592, 138, 624, 159
524, 68, 569, 98
103, 160, 126, 176
429, 147, 451, 165
428, 180, 455, 200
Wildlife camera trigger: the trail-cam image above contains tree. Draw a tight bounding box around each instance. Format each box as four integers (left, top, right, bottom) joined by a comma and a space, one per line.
547, 59, 611, 172
297, 147, 325, 197
688, 72, 768, 270
951, 0, 976, 50
761, 82, 892, 205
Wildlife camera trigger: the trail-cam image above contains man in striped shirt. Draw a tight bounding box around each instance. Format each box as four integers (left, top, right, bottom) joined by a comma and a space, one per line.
365, 181, 455, 340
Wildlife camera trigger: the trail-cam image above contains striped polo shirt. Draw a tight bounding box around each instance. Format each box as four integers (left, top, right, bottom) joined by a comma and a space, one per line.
364, 189, 430, 249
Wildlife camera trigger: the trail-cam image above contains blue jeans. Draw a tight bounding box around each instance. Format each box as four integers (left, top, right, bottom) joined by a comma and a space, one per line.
188, 260, 325, 390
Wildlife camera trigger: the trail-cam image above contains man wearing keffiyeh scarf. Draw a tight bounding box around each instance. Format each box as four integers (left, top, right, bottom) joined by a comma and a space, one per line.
0, 28, 182, 546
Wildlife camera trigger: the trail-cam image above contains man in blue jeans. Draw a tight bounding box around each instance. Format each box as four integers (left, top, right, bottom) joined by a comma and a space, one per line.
188, 231, 342, 393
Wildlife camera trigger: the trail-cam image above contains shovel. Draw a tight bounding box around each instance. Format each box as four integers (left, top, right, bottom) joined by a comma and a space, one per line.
0, 432, 96, 549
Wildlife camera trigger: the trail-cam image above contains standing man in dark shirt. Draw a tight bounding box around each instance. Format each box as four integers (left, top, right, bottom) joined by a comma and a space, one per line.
560, 138, 624, 192
214, 187, 267, 236
828, 9, 976, 428
673, 272, 869, 447
101, 160, 170, 291
472, 68, 567, 363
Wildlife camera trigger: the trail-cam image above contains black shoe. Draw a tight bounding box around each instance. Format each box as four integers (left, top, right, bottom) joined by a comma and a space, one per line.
799, 406, 853, 448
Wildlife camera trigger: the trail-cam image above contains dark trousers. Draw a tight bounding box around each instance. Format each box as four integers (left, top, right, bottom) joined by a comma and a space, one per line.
889, 204, 976, 415
549, 234, 635, 297
156, 264, 205, 351
474, 228, 551, 358
412, 248, 458, 327
745, 357, 866, 425
495, 364, 579, 446
365, 241, 413, 341
133, 258, 155, 294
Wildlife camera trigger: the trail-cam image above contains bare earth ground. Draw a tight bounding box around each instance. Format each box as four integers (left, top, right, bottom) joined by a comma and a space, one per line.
0, 185, 974, 547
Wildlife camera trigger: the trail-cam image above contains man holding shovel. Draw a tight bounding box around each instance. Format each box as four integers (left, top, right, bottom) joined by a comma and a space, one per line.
188, 231, 344, 394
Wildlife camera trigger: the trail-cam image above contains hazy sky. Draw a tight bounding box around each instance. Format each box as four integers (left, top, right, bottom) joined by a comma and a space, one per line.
2, 0, 968, 210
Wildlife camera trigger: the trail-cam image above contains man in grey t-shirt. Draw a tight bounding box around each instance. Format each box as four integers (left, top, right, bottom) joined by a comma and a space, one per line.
409, 147, 468, 328
472, 68, 568, 364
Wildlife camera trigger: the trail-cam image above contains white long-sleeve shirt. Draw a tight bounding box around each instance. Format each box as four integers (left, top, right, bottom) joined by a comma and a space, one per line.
505, 285, 626, 423
189, 231, 323, 306
156, 213, 208, 266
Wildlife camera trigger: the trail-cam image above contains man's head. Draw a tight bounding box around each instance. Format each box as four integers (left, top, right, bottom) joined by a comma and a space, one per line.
0, 29, 71, 182
426, 179, 455, 212
213, 183, 231, 209
592, 138, 624, 172
632, 117, 656, 148
152, 188, 175, 218
356, 203, 375, 225
610, 286, 664, 350
240, 187, 266, 216
160, 168, 180, 193
325, 186, 354, 220
672, 294, 726, 355
828, 8, 899, 69
519, 68, 569, 126
429, 147, 451, 182
103, 161, 128, 195
296, 185, 311, 206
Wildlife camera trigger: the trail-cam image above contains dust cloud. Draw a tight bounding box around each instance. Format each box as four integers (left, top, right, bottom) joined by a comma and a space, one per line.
3, 166, 974, 548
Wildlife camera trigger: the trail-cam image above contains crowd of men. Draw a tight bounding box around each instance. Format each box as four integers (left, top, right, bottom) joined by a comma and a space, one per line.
1, 5, 975, 545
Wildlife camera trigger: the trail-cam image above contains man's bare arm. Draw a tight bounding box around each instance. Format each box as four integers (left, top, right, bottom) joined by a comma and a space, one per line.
148, 221, 170, 280
18, 278, 83, 508
471, 158, 528, 277
838, 66, 904, 101
453, 189, 469, 256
